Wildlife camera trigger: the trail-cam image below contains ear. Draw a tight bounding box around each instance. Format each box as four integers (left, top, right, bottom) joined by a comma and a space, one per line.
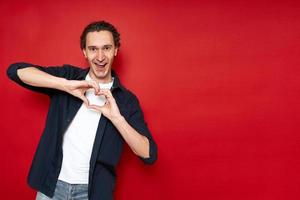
82, 49, 87, 58
114, 48, 118, 56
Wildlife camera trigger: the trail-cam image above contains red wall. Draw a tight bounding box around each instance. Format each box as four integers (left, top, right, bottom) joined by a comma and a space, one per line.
1, 0, 300, 199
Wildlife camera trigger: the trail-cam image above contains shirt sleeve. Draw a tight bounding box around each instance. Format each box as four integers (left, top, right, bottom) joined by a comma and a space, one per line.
127, 94, 158, 165
7, 62, 74, 96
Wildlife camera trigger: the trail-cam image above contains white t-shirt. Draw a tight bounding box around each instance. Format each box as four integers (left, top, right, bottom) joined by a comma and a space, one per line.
58, 74, 114, 184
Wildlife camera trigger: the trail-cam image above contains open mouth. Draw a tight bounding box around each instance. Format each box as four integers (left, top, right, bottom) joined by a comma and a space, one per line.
94, 63, 107, 68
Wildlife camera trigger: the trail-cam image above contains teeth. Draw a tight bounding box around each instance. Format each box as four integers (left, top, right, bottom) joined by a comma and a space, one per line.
95, 63, 106, 67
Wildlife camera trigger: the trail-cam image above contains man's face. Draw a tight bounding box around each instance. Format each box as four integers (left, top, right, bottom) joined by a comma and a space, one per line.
83, 30, 118, 83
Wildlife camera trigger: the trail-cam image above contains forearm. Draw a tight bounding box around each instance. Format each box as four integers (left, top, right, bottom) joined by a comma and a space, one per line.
17, 67, 67, 91
112, 116, 150, 158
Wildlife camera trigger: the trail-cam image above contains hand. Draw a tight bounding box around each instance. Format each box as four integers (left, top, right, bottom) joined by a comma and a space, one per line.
63, 80, 100, 106
88, 89, 122, 122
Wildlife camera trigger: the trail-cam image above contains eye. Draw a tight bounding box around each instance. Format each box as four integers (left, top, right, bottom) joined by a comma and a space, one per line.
103, 46, 112, 51
89, 47, 97, 52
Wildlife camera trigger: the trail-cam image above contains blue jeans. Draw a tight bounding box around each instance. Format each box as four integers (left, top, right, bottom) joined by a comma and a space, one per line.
36, 180, 88, 200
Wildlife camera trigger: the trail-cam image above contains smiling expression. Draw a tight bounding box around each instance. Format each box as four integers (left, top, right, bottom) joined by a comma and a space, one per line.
83, 31, 118, 83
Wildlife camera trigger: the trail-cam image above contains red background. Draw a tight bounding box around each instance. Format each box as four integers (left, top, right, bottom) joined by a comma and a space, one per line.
1, 0, 300, 199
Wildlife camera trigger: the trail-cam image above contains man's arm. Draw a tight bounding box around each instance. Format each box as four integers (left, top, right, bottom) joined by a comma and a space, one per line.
17, 67, 100, 105
112, 116, 150, 158
89, 89, 156, 161
18, 67, 68, 90
7, 63, 100, 105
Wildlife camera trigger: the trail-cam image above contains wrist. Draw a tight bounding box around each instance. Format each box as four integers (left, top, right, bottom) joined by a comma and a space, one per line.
111, 115, 125, 125
58, 78, 70, 92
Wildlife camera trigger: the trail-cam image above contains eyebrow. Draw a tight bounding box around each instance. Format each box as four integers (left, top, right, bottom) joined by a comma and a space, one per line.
87, 46, 98, 49
87, 45, 113, 49
103, 44, 113, 48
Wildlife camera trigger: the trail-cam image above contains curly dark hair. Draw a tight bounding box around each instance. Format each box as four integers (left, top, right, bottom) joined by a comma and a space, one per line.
80, 21, 121, 49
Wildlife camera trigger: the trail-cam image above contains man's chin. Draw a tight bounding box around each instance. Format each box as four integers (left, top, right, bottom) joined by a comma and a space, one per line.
93, 71, 112, 82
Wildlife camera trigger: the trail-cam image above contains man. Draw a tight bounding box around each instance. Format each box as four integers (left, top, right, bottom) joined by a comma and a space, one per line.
7, 21, 157, 200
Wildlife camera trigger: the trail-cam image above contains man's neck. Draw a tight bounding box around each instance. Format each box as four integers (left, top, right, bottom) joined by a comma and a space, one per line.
88, 71, 113, 84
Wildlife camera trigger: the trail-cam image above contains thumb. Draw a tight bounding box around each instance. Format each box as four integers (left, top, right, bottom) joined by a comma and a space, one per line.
88, 104, 103, 112
79, 95, 90, 107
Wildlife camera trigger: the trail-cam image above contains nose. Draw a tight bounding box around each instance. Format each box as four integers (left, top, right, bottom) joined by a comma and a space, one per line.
96, 50, 105, 62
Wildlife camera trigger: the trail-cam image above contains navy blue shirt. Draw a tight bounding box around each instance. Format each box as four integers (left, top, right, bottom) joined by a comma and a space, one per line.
7, 63, 157, 200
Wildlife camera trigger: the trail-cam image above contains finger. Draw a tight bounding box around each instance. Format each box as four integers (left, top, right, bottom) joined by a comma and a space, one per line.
79, 81, 99, 93
99, 89, 113, 98
88, 104, 103, 112
102, 90, 116, 104
76, 81, 91, 89
88, 81, 100, 94
79, 95, 90, 107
